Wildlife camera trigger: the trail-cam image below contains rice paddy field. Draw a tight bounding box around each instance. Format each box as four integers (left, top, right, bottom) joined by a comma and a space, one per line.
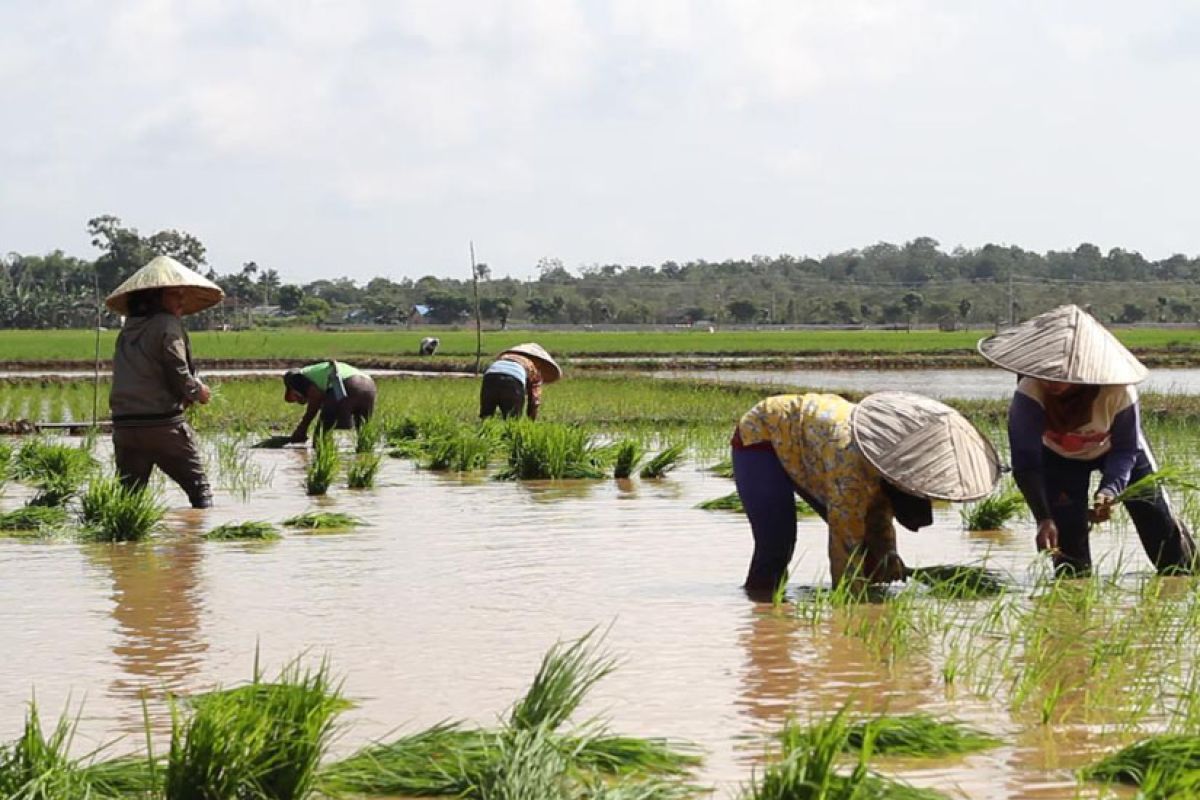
6, 373, 1200, 796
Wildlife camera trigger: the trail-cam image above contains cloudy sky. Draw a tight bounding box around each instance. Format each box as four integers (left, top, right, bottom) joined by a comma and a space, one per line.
2, 1, 1199, 281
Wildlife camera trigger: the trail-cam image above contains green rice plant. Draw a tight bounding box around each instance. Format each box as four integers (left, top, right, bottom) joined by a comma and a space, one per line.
347, 453, 382, 489
510, 631, 616, 732
305, 428, 340, 496
463, 724, 570, 800
0, 700, 134, 799
841, 714, 999, 757
251, 435, 295, 449
907, 564, 1009, 599
204, 521, 281, 541
696, 492, 816, 515
1080, 734, 1200, 787
0, 440, 12, 490
424, 422, 502, 472
165, 656, 348, 800
354, 418, 383, 454
705, 458, 733, 478
77, 477, 166, 543
13, 439, 96, 506
639, 443, 685, 479
282, 512, 362, 530
612, 440, 644, 480
318, 723, 490, 797
959, 490, 1025, 530
495, 421, 606, 480
746, 709, 950, 800
0, 505, 69, 532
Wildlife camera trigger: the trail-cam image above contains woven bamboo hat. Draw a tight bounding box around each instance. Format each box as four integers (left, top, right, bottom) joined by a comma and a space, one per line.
105, 255, 225, 316
851, 391, 1000, 502
977, 304, 1147, 385
501, 342, 563, 383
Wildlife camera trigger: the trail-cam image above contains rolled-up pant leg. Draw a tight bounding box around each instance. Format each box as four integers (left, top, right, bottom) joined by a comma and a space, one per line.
1042, 449, 1093, 576
1122, 448, 1196, 574
733, 445, 798, 595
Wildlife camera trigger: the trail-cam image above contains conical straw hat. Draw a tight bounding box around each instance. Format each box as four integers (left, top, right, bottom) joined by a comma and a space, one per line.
105, 255, 225, 316
977, 304, 1147, 385
851, 391, 1000, 502
501, 342, 563, 383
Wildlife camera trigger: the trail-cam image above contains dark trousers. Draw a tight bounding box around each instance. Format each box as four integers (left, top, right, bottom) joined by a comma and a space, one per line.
733, 445, 828, 594
113, 422, 212, 509
319, 375, 376, 431
479, 373, 526, 419
1043, 447, 1196, 575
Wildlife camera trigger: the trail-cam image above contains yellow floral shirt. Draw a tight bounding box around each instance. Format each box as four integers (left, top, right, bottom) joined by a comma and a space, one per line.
736, 393, 896, 583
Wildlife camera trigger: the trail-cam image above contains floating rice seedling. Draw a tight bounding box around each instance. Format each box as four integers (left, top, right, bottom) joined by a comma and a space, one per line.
495, 421, 606, 480
960, 490, 1025, 530
639, 443, 685, 479
78, 477, 166, 543
612, 440, 644, 479
282, 512, 362, 531
0, 505, 69, 532
346, 453, 382, 489
319, 723, 488, 797
695, 492, 816, 515
305, 429, 340, 496
908, 564, 1009, 599
841, 714, 999, 757
13, 439, 96, 506
165, 656, 348, 800
204, 521, 282, 541
1080, 734, 1200, 788
705, 458, 733, 478
251, 434, 295, 449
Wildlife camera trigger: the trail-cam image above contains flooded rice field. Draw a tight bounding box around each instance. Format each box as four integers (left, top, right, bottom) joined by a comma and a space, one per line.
0, 432, 1186, 797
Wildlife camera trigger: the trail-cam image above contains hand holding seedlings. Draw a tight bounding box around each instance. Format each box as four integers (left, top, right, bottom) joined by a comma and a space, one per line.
1035, 518, 1059, 553
1088, 492, 1115, 524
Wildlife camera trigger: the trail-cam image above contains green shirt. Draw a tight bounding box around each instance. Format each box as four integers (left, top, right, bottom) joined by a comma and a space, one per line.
299, 361, 363, 391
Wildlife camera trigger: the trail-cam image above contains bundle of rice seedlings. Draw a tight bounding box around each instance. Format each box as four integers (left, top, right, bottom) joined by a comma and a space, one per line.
318, 723, 490, 797
639, 444, 685, 479
424, 423, 501, 472
510, 632, 617, 732
696, 493, 816, 516
251, 435, 294, 449
0, 700, 134, 799
0, 505, 70, 532
354, 418, 383, 454
282, 512, 362, 531
0, 440, 11, 490
166, 657, 348, 800
705, 458, 734, 479
841, 714, 999, 757
347, 453, 382, 489
1115, 467, 1200, 505
495, 421, 606, 480
959, 490, 1025, 531
78, 477, 166, 543
14, 439, 96, 506
305, 429, 340, 496
612, 440, 645, 480
907, 564, 1008, 599
747, 711, 950, 800
1080, 734, 1200, 786
204, 521, 281, 541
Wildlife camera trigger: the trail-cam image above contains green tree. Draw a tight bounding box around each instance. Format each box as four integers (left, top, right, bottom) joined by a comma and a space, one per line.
726, 299, 759, 323
277, 284, 304, 312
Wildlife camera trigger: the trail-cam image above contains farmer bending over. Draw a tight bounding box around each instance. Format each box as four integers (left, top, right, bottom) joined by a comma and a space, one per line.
732, 392, 1000, 600
283, 361, 377, 443
479, 343, 562, 420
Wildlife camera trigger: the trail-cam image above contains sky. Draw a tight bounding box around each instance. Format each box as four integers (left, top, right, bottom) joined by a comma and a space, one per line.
3, 1, 1200, 282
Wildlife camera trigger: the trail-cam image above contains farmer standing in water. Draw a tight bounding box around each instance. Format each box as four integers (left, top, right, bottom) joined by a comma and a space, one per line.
283, 361, 377, 443
479, 343, 562, 420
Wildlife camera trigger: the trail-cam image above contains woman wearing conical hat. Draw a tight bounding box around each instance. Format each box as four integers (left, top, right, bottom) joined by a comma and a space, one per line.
732, 391, 1000, 598
479, 343, 562, 420
106, 255, 223, 508
979, 304, 1196, 575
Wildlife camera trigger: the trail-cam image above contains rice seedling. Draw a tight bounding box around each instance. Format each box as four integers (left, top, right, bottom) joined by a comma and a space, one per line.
204, 521, 282, 541
907, 564, 1009, 599
0, 505, 69, 532
1079, 734, 1200, 787
77, 477, 166, 543
705, 458, 733, 478
305, 428, 340, 496
354, 418, 383, 454
318, 723, 490, 797
251, 434, 295, 449
695, 492, 816, 515
510, 631, 617, 732
13, 439, 96, 506
347, 453, 382, 489
959, 490, 1025, 530
495, 421, 606, 480
612, 440, 644, 479
212, 434, 275, 500
282, 512, 362, 530
840, 714, 999, 757
165, 655, 348, 800
423, 422, 502, 472
639, 443, 685, 479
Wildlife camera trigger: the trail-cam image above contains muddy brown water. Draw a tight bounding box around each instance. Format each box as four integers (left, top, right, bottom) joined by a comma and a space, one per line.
0, 441, 1147, 798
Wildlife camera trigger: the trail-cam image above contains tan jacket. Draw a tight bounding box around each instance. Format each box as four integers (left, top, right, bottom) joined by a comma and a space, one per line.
109, 313, 205, 426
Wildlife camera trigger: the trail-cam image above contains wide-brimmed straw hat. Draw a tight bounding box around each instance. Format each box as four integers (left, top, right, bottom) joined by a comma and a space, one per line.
851, 391, 1000, 502
501, 342, 563, 383
977, 304, 1147, 385
104, 255, 225, 316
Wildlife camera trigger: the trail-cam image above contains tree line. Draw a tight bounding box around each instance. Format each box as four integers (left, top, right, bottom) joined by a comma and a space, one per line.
4, 219, 1200, 330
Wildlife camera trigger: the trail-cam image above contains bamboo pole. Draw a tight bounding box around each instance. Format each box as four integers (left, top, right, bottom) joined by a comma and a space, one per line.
470, 241, 483, 374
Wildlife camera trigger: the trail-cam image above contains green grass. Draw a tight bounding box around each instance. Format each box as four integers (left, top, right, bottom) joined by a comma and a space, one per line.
638, 443, 685, 479
841, 714, 1000, 757
305, 429, 340, 496
77, 477, 166, 542
12, 439, 96, 506
282, 512, 362, 530
495, 421, 607, 480
0, 505, 70, 532
1080, 734, 1200, 788
959, 490, 1026, 530
204, 521, 282, 541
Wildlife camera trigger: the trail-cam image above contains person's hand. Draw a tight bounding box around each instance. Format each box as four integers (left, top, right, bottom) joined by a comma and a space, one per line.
1089, 492, 1115, 524
864, 549, 907, 583
196, 384, 212, 405
1036, 518, 1059, 552
289, 432, 308, 444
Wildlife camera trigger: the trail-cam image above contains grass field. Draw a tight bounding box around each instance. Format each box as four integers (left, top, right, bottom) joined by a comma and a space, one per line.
4, 326, 1200, 363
